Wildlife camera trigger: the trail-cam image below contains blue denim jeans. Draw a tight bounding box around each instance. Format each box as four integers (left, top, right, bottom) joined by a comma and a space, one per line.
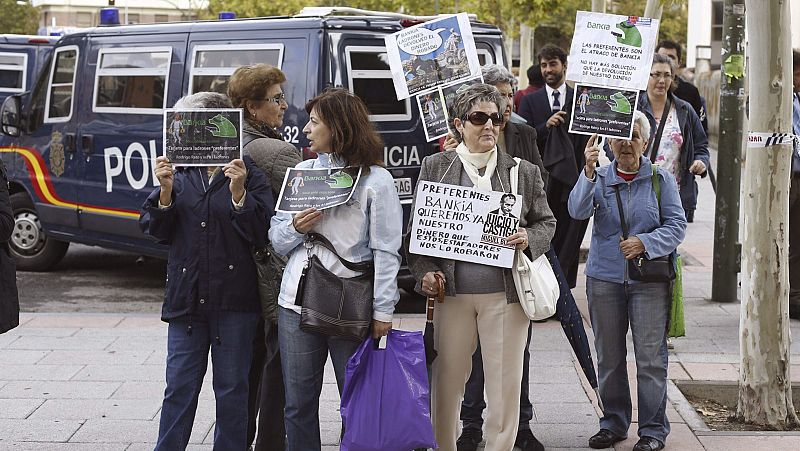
586, 277, 670, 443
278, 307, 361, 451
155, 310, 260, 451
460, 322, 533, 432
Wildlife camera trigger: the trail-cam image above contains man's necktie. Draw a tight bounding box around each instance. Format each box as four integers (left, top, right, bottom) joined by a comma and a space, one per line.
552, 91, 561, 113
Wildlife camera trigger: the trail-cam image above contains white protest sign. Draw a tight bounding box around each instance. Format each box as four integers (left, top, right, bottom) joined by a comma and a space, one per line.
409, 180, 522, 268
566, 11, 660, 90
385, 13, 481, 100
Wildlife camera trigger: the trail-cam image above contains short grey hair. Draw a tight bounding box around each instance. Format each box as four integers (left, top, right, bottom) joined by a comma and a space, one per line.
451, 83, 503, 142
173, 92, 233, 109
633, 110, 651, 141
651, 53, 677, 92
481, 64, 516, 87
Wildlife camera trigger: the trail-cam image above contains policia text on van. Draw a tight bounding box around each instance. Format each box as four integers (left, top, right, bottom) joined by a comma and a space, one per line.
0, 8, 505, 274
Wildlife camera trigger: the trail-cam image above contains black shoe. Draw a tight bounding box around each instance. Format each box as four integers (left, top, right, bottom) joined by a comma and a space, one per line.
515, 428, 545, 451
632, 436, 664, 451
588, 429, 625, 449
456, 428, 483, 451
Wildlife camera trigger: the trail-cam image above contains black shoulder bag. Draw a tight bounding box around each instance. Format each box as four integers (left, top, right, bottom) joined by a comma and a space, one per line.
646, 97, 671, 163
614, 167, 676, 283
296, 232, 374, 341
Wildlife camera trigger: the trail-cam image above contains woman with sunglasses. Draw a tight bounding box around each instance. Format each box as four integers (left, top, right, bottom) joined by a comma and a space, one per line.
638, 53, 709, 223
406, 83, 555, 451
228, 64, 302, 451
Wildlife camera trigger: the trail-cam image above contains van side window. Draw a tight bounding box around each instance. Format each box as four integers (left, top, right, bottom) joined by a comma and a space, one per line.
45, 46, 78, 123
345, 46, 411, 122
476, 49, 494, 66
189, 44, 284, 95
0, 53, 28, 93
93, 47, 172, 114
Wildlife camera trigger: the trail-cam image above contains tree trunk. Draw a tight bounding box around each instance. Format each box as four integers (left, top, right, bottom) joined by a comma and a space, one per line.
737, 0, 799, 429
592, 0, 606, 13
644, 0, 663, 20
518, 24, 533, 88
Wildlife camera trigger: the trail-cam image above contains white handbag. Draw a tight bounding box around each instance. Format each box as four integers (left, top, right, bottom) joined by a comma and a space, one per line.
509, 158, 559, 321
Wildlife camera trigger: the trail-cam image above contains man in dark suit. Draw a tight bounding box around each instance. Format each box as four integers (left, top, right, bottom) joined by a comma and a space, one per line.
518, 44, 572, 151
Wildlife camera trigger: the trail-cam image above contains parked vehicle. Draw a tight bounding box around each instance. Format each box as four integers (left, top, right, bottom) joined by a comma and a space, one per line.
0, 35, 59, 106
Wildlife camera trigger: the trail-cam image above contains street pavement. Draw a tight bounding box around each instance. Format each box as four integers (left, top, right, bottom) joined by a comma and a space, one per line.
2, 153, 800, 450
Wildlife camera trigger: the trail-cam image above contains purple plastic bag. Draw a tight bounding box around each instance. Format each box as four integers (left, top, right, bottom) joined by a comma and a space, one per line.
340, 329, 437, 451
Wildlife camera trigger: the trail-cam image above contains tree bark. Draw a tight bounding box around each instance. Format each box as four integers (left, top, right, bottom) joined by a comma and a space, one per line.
518, 24, 533, 88
591, 0, 606, 13
644, 0, 663, 21
737, 0, 799, 429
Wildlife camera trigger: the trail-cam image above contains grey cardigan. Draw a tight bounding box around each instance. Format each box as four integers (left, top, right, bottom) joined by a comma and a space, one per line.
405, 150, 556, 302
242, 122, 302, 198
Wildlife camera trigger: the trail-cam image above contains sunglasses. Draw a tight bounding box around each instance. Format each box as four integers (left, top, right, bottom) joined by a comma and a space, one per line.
464, 111, 503, 126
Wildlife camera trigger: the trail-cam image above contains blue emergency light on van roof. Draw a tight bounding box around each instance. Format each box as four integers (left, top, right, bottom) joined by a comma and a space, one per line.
100, 8, 121, 25
218, 12, 236, 20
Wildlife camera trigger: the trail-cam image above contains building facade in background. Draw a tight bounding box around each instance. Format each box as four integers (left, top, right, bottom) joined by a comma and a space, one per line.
31, 0, 207, 29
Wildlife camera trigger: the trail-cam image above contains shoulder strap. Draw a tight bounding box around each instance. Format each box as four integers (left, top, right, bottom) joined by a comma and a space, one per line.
242, 133, 260, 149
652, 164, 664, 224
613, 185, 629, 240
510, 157, 521, 195
306, 232, 374, 273
647, 97, 672, 162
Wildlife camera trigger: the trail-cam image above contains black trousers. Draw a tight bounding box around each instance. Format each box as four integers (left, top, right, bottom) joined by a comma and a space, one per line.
549, 197, 590, 289
247, 319, 286, 451
789, 176, 800, 316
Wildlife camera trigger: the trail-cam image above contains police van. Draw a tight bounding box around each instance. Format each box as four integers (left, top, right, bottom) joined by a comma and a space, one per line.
0, 35, 59, 106
0, 7, 505, 277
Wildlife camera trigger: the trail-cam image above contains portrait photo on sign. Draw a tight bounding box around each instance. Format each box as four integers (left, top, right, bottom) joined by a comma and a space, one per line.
163, 109, 243, 166
569, 83, 639, 139
417, 90, 449, 142
276, 167, 362, 213
409, 180, 522, 268
385, 13, 480, 100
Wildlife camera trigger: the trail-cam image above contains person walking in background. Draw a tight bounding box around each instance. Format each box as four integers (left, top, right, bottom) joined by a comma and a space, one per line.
568, 111, 687, 451
788, 48, 800, 319
637, 53, 710, 223
513, 64, 544, 113
228, 63, 303, 451
655, 40, 708, 133
269, 88, 402, 451
140, 92, 275, 451
407, 83, 555, 451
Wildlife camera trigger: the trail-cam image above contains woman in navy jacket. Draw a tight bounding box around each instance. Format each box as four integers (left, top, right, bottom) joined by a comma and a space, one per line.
139, 92, 274, 451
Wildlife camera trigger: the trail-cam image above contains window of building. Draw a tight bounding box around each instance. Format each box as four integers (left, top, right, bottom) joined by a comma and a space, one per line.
154, 14, 169, 23
189, 44, 284, 94
0, 53, 28, 93
127, 13, 140, 24
76, 12, 94, 27
45, 46, 78, 122
93, 47, 171, 114
345, 46, 411, 122
711, 0, 723, 41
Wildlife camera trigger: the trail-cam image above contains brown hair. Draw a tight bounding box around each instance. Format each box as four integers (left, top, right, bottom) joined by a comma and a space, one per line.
305, 88, 384, 172
227, 64, 287, 120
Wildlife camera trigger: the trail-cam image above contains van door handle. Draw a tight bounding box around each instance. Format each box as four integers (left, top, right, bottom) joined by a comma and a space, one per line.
81, 134, 94, 156
64, 133, 77, 153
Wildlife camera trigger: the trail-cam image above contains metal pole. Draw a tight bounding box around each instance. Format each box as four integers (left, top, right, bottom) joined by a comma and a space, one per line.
711, 0, 746, 302
591, 0, 606, 13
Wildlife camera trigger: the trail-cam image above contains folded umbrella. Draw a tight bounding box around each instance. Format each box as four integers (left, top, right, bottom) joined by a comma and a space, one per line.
423, 274, 445, 365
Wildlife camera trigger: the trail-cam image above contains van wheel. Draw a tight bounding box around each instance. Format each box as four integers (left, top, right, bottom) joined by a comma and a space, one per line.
9, 192, 69, 271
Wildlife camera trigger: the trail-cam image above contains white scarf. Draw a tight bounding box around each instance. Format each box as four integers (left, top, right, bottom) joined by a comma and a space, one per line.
455, 142, 497, 191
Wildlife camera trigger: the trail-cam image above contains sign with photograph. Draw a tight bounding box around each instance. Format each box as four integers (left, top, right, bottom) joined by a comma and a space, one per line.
163, 109, 243, 166
566, 11, 660, 90
417, 91, 448, 142
569, 83, 639, 139
276, 167, 362, 213
409, 180, 522, 268
385, 13, 481, 100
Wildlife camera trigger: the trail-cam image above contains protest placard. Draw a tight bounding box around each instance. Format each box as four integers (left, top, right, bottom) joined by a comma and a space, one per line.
276, 167, 362, 213
385, 13, 480, 100
566, 11, 660, 91
163, 109, 243, 166
569, 83, 639, 139
409, 180, 522, 268
417, 91, 449, 142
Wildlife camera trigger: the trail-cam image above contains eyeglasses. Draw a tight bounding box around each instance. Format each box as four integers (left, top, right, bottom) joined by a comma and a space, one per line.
255, 93, 287, 105
464, 111, 503, 126
649, 72, 673, 81
498, 91, 514, 99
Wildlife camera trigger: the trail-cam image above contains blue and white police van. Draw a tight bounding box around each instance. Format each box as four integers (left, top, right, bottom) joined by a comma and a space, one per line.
0, 7, 505, 277
0, 35, 59, 106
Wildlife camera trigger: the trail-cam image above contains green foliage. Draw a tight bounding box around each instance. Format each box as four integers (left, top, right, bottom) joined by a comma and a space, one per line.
0, 0, 40, 35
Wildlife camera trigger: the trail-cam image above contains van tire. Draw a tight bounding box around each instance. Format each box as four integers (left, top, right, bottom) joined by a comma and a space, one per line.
9, 192, 69, 271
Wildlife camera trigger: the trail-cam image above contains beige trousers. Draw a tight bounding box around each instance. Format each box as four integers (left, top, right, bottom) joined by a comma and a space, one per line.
431, 292, 530, 451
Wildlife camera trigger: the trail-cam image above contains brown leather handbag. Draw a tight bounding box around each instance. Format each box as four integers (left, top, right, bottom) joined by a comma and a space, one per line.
296, 233, 374, 341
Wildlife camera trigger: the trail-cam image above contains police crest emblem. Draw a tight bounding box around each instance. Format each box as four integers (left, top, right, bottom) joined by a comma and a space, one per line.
50, 131, 65, 177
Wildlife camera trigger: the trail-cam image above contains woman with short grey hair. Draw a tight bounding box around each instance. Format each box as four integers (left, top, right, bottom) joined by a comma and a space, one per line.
481, 64, 516, 88
406, 83, 555, 451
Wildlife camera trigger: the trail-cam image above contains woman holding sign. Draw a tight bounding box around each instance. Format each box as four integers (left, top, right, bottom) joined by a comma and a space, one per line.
268, 88, 403, 451
568, 111, 686, 451
406, 83, 555, 451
